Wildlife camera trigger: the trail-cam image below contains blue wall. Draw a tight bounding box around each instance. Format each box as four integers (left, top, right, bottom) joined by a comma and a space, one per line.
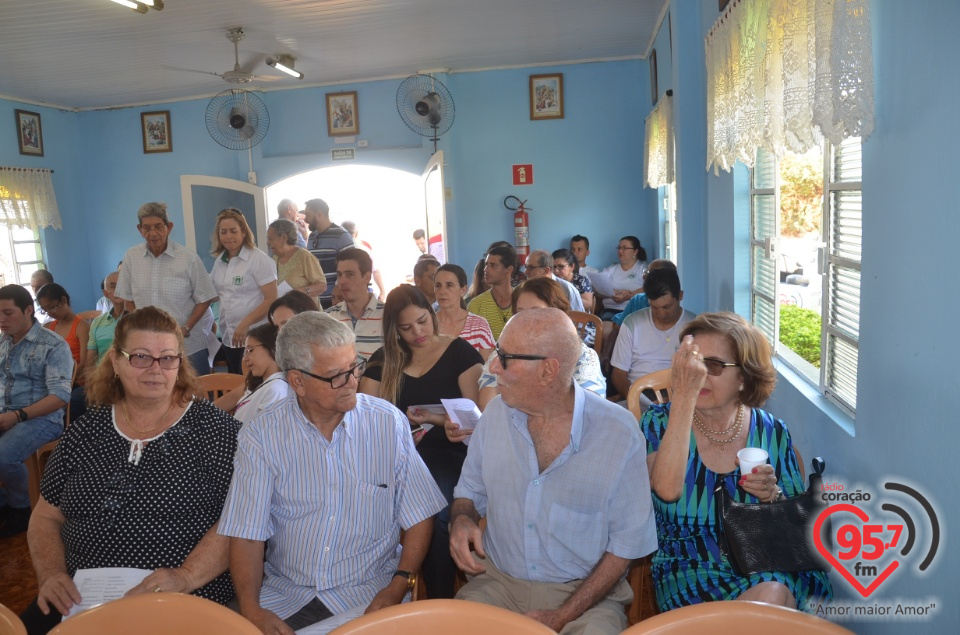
669, 1, 960, 631
2, 60, 657, 310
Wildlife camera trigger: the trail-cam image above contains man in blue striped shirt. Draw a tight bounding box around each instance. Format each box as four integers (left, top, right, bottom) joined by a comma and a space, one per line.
304, 198, 355, 309
450, 308, 657, 634
219, 312, 446, 634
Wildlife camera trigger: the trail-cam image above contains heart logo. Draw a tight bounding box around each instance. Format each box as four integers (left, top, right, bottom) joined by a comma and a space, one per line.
813, 503, 900, 598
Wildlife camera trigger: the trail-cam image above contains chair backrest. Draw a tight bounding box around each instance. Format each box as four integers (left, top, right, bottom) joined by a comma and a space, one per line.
328, 599, 555, 635
48, 593, 260, 635
197, 373, 245, 400
627, 368, 672, 420
567, 310, 603, 353
76, 310, 101, 323
0, 602, 27, 635
621, 600, 854, 634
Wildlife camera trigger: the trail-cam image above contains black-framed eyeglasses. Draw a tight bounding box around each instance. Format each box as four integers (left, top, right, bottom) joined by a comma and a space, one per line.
119, 350, 182, 370
494, 345, 548, 370
297, 358, 366, 389
702, 357, 740, 376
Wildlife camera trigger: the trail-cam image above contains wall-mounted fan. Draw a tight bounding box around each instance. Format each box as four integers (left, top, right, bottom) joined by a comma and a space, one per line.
396, 74, 455, 152
205, 89, 270, 150
164, 28, 282, 85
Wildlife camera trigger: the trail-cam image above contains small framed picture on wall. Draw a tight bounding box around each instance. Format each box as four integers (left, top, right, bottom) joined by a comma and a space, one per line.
141, 111, 173, 154
529, 74, 564, 120
15, 109, 44, 157
326, 91, 359, 136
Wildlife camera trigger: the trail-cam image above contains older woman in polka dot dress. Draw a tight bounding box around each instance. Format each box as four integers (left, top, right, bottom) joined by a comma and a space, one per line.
22, 307, 242, 635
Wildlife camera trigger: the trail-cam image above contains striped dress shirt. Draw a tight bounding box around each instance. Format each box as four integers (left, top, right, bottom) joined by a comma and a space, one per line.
325, 294, 385, 360
306, 224, 355, 305
218, 393, 446, 618
454, 383, 658, 583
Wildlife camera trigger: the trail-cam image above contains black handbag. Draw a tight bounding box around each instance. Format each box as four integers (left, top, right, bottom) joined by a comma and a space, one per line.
714, 456, 832, 576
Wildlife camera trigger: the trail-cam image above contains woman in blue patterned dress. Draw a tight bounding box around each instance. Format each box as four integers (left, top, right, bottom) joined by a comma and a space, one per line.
640, 312, 831, 613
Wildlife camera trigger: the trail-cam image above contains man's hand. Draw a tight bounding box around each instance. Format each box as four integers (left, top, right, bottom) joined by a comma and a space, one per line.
364, 576, 407, 614
244, 607, 295, 635
36, 572, 81, 616
0, 411, 17, 432
125, 567, 192, 597
525, 608, 573, 633
449, 514, 486, 575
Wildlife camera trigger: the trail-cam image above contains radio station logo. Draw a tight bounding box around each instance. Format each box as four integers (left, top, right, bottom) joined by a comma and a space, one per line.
811, 478, 941, 620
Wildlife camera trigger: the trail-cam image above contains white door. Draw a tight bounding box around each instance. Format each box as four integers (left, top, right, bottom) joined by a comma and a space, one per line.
422, 151, 447, 264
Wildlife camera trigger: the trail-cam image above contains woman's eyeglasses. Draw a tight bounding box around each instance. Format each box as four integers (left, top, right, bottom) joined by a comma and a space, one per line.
119, 350, 182, 370
243, 344, 264, 356
297, 358, 366, 388
494, 345, 548, 370
702, 357, 740, 376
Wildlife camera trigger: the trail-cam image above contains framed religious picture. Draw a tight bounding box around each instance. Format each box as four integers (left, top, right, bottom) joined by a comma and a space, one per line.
15, 109, 44, 157
326, 91, 359, 136
529, 73, 564, 120
141, 111, 173, 154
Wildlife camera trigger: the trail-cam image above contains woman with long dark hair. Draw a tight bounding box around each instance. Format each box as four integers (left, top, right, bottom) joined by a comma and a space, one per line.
358, 285, 482, 600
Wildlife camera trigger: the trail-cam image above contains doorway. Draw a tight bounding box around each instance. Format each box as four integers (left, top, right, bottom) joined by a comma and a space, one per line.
266, 164, 428, 294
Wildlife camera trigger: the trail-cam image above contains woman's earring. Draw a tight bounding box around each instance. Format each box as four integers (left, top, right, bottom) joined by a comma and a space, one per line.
739, 384, 744, 391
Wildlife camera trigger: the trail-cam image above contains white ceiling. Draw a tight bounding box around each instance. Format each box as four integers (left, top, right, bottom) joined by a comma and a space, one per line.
0, 0, 666, 111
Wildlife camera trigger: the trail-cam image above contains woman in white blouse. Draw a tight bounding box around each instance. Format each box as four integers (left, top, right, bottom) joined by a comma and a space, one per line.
599, 235, 648, 319
210, 209, 278, 374
228, 323, 289, 424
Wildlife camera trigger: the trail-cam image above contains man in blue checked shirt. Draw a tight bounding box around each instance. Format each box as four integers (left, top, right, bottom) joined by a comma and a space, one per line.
450, 308, 657, 635
0, 284, 73, 537
219, 311, 446, 635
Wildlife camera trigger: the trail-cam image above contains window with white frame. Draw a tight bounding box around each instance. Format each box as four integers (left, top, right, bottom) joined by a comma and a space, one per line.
0, 192, 47, 287
750, 138, 862, 415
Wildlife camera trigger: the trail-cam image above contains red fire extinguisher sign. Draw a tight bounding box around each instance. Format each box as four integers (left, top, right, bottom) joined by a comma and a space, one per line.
512, 164, 534, 186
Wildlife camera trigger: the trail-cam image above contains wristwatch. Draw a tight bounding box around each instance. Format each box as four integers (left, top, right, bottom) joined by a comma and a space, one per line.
393, 569, 416, 591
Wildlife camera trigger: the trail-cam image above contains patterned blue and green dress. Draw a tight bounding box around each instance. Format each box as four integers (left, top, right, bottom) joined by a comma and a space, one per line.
640, 403, 832, 613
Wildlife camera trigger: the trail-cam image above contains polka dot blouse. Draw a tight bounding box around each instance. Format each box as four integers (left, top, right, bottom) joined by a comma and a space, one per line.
40, 399, 242, 604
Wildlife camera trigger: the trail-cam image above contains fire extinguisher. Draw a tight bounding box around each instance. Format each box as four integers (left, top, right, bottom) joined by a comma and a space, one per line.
504, 195, 531, 266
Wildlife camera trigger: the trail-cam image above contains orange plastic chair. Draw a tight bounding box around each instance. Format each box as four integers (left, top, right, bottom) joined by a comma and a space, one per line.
0, 602, 27, 635
626, 369, 672, 420
627, 555, 658, 625
621, 600, 853, 634
328, 599, 555, 635
567, 310, 603, 354
197, 373, 245, 401
48, 592, 260, 635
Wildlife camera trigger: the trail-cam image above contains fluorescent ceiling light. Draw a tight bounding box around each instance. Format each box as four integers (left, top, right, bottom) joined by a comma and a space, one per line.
111, 0, 147, 13
267, 55, 305, 80
110, 0, 163, 12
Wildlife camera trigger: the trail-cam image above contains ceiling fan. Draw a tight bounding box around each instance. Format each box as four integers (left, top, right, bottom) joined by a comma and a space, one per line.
163, 27, 283, 84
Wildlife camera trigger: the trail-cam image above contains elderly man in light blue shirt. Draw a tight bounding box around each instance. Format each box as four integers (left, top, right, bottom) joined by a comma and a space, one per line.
451, 308, 657, 635
0, 284, 73, 537
219, 311, 446, 635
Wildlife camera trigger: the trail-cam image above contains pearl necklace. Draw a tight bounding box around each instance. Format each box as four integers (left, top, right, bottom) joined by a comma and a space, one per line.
693, 404, 744, 446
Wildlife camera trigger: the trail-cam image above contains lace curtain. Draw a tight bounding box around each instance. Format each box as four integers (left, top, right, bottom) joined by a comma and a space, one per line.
644, 94, 675, 188
705, 0, 874, 174
0, 167, 62, 230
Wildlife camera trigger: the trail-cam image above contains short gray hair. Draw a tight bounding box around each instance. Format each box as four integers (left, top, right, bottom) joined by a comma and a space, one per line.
269, 219, 299, 246
276, 311, 356, 372
137, 202, 169, 224
277, 198, 295, 215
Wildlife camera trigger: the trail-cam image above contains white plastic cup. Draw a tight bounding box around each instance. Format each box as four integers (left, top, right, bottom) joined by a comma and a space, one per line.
737, 447, 769, 474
